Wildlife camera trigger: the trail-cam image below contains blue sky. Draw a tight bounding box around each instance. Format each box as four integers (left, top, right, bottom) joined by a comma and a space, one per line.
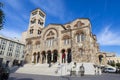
0, 0, 120, 56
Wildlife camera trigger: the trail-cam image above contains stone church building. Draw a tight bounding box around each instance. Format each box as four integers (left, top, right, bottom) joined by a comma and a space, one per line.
22, 8, 100, 65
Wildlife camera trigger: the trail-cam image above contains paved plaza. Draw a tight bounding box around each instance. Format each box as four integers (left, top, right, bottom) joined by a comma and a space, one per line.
8, 73, 120, 80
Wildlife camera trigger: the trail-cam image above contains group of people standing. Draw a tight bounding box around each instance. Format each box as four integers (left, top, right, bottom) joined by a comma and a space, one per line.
70, 62, 85, 76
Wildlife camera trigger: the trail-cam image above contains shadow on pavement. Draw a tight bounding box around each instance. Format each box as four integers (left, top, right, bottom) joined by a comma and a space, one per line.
8, 77, 16, 80
10, 66, 20, 73
17, 78, 34, 80
9, 77, 34, 80
61, 76, 70, 80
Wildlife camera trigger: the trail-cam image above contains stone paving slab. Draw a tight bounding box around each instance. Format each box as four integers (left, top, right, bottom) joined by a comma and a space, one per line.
8, 73, 120, 80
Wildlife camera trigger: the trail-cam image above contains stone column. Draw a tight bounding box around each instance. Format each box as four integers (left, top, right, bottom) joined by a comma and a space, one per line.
51, 53, 53, 62
46, 54, 48, 63
40, 53, 41, 63
32, 55, 34, 62
60, 53, 62, 63
66, 52, 68, 63
36, 54, 38, 63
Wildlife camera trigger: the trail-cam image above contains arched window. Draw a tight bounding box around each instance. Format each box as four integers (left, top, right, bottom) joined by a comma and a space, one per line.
79, 48, 83, 56
38, 20, 44, 26
27, 40, 32, 49
31, 19, 36, 24
30, 29, 34, 34
35, 41, 40, 48
62, 35, 70, 45
46, 37, 54, 47
76, 33, 85, 43
81, 33, 85, 41
76, 34, 80, 42
38, 30, 41, 35
77, 21, 84, 27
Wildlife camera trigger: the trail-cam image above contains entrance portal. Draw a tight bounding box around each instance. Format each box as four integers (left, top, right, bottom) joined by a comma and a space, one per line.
37, 52, 40, 63
53, 50, 58, 63
99, 55, 103, 64
33, 53, 36, 63
62, 49, 66, 63
47, 50, 51, 63
42, 51, 46, 63
67, 48, 72, 63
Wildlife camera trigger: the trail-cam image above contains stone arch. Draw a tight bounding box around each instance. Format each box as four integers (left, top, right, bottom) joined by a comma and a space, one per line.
43, 28, 58, 39
41, 51, 46, 63
27, 40, 32, 45
66, 25, 71, 29
61, 49, 66, 63
98, 55, 104, 64
35, 41, 40, 45
33, 52, 37, 63
47, 31, 55, 36
75, 30, 86, 42
62, 35, 71, 40
74, 21, 84, 27
37, 52, 40, 63
75, 30, 85, 35
47, 50, 52, 63
79, 48, 84, 56
67, 48, 72, 63
53, 49, 58, 63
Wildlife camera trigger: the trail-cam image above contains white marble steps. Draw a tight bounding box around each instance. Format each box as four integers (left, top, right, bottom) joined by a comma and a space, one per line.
15, 63, 62, 76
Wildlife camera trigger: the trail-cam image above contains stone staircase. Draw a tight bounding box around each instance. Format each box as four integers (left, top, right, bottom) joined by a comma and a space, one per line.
15, 63, 71, 76
15, 62, 98, 76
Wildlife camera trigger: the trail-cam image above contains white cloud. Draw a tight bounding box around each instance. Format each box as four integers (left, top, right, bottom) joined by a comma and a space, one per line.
97, 25, 120, 45
0, 29, 21, 39
30, 0, 66, 20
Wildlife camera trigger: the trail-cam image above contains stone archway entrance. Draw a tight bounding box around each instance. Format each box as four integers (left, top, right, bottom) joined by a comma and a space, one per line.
33, 52, 37, 63
41, 51, 46, 64
47, 50, 52, 63
53, 50, 58, 63
37, 52, 40, 63
67, 48, 72, 63
61, 49, 66, 63
99, 55, 103, 64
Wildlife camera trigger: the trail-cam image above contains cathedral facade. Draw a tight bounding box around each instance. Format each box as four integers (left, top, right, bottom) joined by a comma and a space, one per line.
22, 8, 100, 65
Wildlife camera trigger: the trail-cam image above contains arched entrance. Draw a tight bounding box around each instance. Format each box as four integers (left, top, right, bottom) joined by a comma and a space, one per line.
67, 48, 72, 63
33, 52, 37, 63
99, 55, 103, 64
61, 49, 66, 63
41, 51, 46, 64
47, 50, 52, 63
53, 50, 58, 63
37, 52, 40, 63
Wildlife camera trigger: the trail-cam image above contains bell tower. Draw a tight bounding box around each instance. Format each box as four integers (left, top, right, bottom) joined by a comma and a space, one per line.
27, 8, 46, 38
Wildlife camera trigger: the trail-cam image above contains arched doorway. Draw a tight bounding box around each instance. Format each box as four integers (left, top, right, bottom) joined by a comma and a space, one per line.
33, 52, 37, 63
53, 50, 58, 63
37, 52, 40, 63
47, 50, 52, 63
67, 48, 72, 63
41, 51, 46, 64
99, 55, 103, 64
61, 49, 66, 63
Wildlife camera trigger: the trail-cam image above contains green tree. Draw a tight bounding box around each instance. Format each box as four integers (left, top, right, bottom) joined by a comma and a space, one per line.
108, 61, 115, 67
116, 63, 120, 68
0, 2, 5, 30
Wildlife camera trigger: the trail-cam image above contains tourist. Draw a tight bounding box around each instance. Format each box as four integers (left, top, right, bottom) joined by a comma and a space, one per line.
80, 64, 85, 76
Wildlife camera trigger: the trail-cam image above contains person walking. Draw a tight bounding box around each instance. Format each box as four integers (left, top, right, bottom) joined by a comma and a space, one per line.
80, 64, 85, 76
